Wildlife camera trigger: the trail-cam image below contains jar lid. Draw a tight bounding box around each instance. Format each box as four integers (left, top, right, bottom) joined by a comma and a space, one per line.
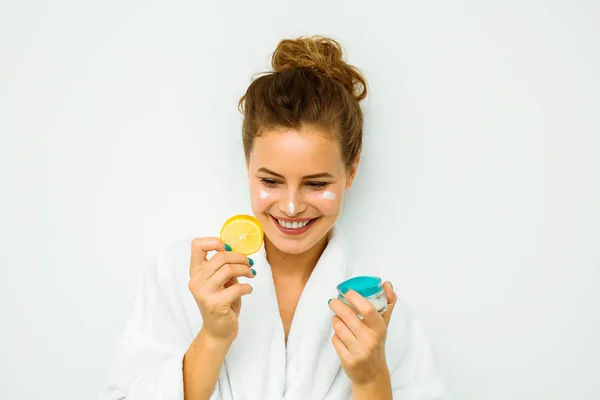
337, 276, 383, 298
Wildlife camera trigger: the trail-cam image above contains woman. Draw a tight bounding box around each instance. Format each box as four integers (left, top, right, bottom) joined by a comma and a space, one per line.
101, 35, 451, 400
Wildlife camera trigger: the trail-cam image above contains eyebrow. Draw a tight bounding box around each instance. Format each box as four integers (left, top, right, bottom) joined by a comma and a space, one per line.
257, 167, 334, 180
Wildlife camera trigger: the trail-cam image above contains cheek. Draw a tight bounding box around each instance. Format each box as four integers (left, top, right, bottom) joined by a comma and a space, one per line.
305, 189, 341, 216
249, 183, 280, 211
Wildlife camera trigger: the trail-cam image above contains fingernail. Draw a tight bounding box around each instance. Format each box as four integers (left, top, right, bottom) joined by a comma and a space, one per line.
390, 282, 393, 289
328, 298, 332, 304
340, 285, 349, 294
251, 268, 256, 276
248, 257, 254, 266
224, 244, 232, 251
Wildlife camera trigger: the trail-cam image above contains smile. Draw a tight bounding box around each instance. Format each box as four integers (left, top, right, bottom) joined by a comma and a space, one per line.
270, 215, 319, 235
277, 218, 311, 229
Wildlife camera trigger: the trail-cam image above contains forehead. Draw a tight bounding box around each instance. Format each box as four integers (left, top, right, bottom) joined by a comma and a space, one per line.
249, 126, 345, 176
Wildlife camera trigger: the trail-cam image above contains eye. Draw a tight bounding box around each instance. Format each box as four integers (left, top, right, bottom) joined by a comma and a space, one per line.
306, 181, 329, 189
260, 178, 280, 187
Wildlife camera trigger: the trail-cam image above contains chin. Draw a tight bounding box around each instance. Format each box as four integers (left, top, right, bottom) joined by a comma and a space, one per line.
268, 239, 313, 255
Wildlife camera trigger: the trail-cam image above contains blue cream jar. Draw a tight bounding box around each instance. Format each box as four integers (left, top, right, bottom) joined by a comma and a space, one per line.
337, 276, 388, 319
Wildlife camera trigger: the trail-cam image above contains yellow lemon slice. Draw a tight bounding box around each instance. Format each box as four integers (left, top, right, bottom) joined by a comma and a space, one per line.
219, 214, 264, 255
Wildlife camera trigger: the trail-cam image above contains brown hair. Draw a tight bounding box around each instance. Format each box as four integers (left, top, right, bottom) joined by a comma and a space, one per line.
238, 35, 368, 171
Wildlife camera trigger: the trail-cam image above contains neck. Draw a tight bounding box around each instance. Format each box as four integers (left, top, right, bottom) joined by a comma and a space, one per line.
265, 233, 330, 284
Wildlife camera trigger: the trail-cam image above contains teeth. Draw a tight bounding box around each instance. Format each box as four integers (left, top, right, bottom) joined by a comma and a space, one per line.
277, 219, 311, 229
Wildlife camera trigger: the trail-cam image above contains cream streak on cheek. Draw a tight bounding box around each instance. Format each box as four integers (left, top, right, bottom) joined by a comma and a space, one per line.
260, 190, 269, 199
322, 191, 337, 201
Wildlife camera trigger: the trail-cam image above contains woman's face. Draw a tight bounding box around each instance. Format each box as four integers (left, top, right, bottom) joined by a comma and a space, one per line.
247, 125, 357, 255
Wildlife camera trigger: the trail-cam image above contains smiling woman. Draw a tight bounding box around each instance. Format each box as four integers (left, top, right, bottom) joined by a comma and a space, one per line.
100, 35, 452, 400
248, 126, 352, 255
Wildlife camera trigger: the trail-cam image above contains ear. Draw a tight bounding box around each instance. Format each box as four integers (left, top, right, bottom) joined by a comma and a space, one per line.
345, 156, 360, 189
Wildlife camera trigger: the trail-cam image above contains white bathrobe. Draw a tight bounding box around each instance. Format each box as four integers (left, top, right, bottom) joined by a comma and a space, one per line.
99, 227, 451, 399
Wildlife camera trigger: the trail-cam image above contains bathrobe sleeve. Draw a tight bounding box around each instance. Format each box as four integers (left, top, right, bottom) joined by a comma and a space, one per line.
99, 240, 200, 400
386, 298, 453, 399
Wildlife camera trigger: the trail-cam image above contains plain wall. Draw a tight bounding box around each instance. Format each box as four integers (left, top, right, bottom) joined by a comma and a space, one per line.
1, 0, 599, 399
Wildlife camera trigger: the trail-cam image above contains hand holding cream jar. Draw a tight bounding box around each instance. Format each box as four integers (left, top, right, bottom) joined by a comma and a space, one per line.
336, 276, 388, 319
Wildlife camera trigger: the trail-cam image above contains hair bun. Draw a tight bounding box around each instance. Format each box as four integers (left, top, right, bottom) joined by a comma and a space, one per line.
271, 35, 367, 102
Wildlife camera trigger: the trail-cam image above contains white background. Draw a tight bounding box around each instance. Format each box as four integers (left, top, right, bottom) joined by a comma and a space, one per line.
2, 1, 599, 399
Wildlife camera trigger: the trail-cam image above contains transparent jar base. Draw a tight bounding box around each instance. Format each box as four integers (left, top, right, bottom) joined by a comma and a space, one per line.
339, 291, 388, 320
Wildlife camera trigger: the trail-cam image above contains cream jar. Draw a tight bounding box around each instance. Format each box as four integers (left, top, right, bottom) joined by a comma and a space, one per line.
336, 276, 387, 319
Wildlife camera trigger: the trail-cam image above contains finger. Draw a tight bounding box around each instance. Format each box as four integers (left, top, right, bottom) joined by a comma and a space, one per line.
217, 282, 253, 306
331, 333, 352, 364
329, 297, 370, 339
199, 251, 253, 280
223, 276, 238, 289
381, 282, 398, 326
190, 237, 226, 275
331, 315, 360, 352
382, 281, 397, 306
207, 263, 255, 291
339, 289, 385, 331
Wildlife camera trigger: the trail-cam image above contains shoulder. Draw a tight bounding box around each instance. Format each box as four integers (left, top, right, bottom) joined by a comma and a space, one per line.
141, 236, 203, 331
385, 295, 452, 396
385, 293, 432, 366
385, 293, 415, 347
154, 237, 194, 271
385, 293, 447, 387
145, 236, 195, 292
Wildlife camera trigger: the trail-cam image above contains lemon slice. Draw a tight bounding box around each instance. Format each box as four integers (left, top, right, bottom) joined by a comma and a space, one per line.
219, 214, 264, 255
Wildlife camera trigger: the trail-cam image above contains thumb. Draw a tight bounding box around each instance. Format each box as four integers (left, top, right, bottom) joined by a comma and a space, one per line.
381, 281, 397, 327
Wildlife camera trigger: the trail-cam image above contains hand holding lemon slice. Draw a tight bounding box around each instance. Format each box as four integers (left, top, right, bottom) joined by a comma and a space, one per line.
219, 215, 264, 255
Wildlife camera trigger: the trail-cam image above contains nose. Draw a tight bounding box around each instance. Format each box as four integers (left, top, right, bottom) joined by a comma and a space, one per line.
279, 188, 305, 216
